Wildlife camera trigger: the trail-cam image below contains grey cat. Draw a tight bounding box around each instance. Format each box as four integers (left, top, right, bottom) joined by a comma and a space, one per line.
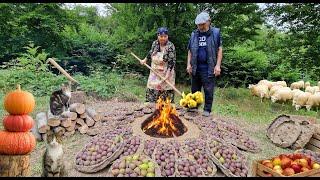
49, 82, 72, 116
41, 129, 67, 177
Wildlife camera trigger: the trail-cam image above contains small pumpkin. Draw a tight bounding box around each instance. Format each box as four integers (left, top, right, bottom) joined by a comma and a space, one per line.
4, 84, 35, 115
0, 130, 36, 155
3, 115, 34, 132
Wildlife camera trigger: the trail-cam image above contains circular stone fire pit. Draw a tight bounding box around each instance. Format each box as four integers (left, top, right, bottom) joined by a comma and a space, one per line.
131, 114, 201, 144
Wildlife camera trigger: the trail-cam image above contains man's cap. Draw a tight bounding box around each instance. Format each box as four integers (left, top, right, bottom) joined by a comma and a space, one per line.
195, 12, 210, 25
157, 27, 168, 35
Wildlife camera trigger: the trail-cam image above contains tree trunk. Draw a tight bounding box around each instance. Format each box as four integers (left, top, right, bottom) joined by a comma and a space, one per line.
65, 120, 76, 132
60, 118, 72, 128
79, 124, 89, 134
53, 126, 66, 135
47, 110, 60, 127
61, 111, 77, 121
85, 116, 95, 127
69, 103, 85, 114
76, 118, 85, 126
86, 108, 102, 122
36, 112, 49, 134
0, 154, 30, 176
79, 113, 87, 119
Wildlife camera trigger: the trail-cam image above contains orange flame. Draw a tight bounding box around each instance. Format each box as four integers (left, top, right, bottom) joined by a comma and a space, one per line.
143, 97, 180, 137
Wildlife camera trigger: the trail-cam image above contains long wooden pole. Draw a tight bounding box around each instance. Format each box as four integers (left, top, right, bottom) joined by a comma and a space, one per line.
47, 58, 79, 84
130, 52, 182, 96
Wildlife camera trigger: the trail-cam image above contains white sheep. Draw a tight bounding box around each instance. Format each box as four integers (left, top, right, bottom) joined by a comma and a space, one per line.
275, 81, 287, 87
290, 80, 304, 90
292, 89, 304, 106
305, 86, 320, 94
248, 84, 269, 102
258, 80, 274, 89
271, 87, 292, 103
294, 92, 312, 111
305, 92, 320, 111
269, 85, 283, 97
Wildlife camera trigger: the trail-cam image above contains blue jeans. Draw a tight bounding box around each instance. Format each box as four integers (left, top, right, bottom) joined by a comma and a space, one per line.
191, 70, 215, 112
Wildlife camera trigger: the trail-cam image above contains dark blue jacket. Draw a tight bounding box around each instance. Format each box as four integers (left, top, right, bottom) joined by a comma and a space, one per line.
188, 26, 221, 77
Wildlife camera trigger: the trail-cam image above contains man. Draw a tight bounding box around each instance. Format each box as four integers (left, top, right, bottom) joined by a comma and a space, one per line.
186, 12, 223, 117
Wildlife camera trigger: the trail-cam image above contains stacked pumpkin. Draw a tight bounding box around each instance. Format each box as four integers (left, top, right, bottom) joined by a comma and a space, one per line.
0, 85, 36, 155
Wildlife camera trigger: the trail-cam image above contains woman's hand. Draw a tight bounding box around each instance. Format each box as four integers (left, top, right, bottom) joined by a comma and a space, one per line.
186, 64, 192, 75
140, 58, 147, 65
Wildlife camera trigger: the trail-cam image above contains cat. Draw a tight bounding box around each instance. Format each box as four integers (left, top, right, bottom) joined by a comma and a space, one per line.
50, 81, 72, 116
41, 129, 67, 177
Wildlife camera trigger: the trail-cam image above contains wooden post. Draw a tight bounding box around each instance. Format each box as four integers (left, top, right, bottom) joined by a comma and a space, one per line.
0, 154, 30, 176
47, 58, 79, 84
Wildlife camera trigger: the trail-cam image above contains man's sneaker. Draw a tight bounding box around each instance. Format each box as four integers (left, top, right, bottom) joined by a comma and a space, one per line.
202, 111, 210, 117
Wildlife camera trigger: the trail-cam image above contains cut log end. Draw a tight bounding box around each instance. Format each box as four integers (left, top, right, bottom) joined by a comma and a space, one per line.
0, 154, 31, 176
69, 103, 85, 114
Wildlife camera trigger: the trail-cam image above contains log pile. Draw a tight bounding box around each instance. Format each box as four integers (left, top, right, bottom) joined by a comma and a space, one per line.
32, 103, 102, 141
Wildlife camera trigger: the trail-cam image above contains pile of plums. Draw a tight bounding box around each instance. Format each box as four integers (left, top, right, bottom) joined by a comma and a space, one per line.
153, 144, 176, 176
176, 158, 204, 177
183, 139, 216, 175
110, 154, 157, 177
143, 139, 159, 157
120, 136, 141, 157
208, 139, 248, 177
76, 135, 122, 166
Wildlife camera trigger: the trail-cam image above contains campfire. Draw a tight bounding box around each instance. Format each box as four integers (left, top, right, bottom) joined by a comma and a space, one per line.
141, 97, 187, 138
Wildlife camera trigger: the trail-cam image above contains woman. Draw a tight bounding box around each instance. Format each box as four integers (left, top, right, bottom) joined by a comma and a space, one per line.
140, 27, 176, 103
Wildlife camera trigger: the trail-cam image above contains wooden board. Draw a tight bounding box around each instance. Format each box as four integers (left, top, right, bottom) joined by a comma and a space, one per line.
306, 143, 320, 153
308, 138, 320, 148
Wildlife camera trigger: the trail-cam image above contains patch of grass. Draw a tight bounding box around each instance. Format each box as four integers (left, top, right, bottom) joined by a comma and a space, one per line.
213, 87, 319, 125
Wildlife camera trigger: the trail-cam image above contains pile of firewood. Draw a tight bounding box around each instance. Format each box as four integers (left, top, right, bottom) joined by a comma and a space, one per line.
31, 102, 102, 141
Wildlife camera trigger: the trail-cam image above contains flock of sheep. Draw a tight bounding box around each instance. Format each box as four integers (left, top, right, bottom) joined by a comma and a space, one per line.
248, 80, 320, 111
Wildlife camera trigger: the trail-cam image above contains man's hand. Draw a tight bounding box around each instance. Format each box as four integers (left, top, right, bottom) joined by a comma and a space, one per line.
214, 65, 221, 77
140, 58, 147, 65
186, 64, 192, 75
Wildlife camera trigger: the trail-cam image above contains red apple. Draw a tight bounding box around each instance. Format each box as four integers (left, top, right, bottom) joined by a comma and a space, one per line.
272, 157, 282, 166
293, 153, 303, 160
287, 154, 294, 160
281, 157, 292, 169
305, 156, 312, 166
279, 154, 288, 160
282, 168, 295, 176
264, 162, 274, 169
297, 159, 308, 167
291, 164, 302, 173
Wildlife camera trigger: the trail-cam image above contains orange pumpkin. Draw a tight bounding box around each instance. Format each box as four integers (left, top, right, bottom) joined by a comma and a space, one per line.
3, 84, 35, 115
0, 130, 36, 155
3, 115, 34, 132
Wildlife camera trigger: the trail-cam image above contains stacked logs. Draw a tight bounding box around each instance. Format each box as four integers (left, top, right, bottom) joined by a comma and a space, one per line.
32, 103, 102, 141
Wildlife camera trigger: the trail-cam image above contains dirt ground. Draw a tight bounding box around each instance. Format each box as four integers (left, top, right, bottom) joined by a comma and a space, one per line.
30, 99, 294, 177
